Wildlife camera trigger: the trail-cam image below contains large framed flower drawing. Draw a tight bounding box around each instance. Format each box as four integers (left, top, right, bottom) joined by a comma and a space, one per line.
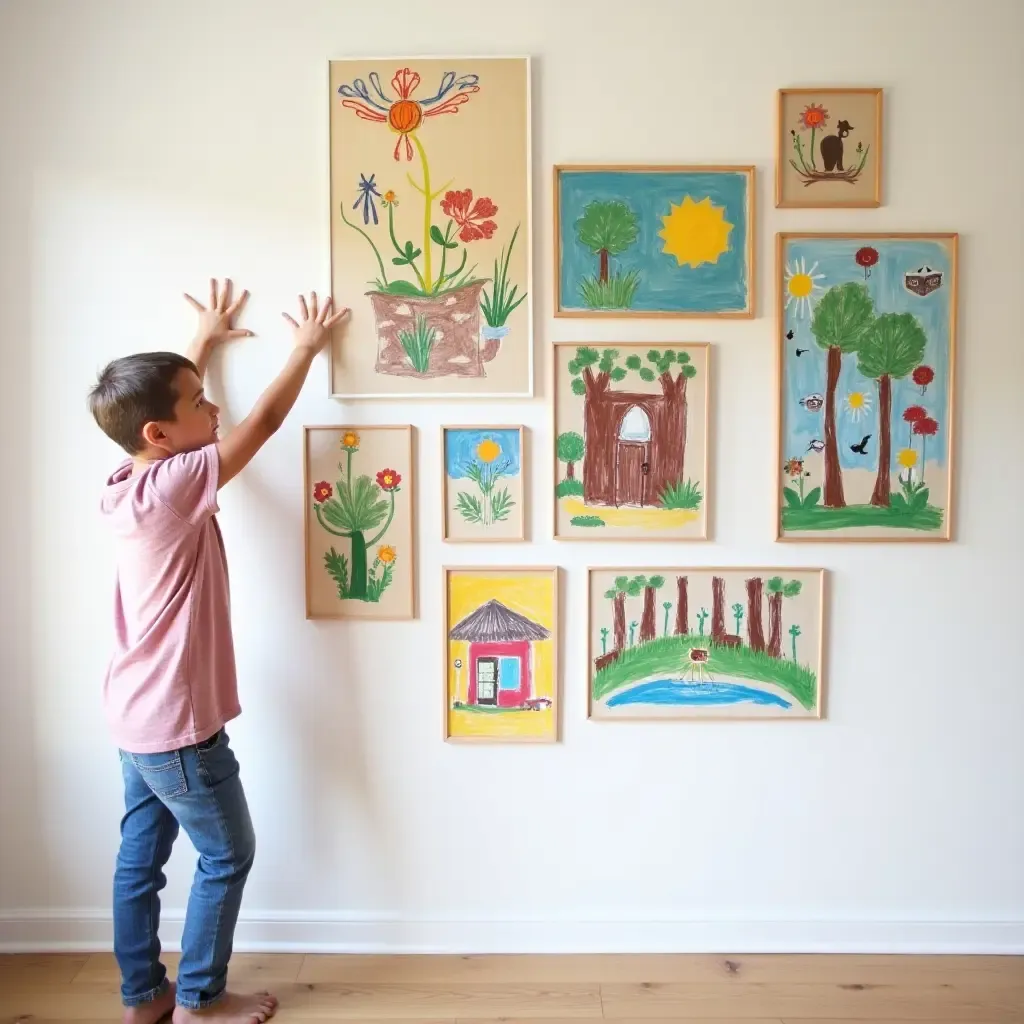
328, 58, 532, 398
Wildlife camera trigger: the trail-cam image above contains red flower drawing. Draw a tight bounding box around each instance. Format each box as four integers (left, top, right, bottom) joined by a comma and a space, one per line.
313, 481, 332, 503
376, 468, 401, 491
913, 417, 939, 437
440, 189, 498, 242
798, 104, 829, 131
913, 365, 935, 391
902, 405, 926, 423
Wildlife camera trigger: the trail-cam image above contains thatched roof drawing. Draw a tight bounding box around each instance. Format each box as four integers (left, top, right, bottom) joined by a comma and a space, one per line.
449, 599, 550, 643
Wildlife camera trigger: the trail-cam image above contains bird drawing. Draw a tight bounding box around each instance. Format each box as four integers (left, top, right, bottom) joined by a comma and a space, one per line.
795, 347, 809, 357
807, 439, 825, 453
799, 393, 825, 412
786, 330, 794, 340
850, 434, 871, 455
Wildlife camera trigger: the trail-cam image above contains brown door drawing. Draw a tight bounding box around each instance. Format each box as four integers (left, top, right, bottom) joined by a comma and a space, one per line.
616, 443, 648, 506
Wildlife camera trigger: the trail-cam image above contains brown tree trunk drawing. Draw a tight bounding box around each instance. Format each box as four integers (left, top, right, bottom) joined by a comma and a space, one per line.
746, 577, 765, 653
565, 460, 575, 480
613, 591, 626, 652
656, 371, 688, 497
767, 592, 783, 658
581, 368, 613, 505
711, 576, 727, 641
675, 576, 689, 635
870, 373, 893, 507
823, 346, 847, 508
599, 248, 609, 283
640, 585, 657, 643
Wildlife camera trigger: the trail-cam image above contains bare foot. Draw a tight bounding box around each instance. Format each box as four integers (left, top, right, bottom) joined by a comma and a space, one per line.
124, 983, 176, 1024
172, 991, 278, 1024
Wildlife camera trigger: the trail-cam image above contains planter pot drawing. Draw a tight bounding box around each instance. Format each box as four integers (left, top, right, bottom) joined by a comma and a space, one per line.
480, 323, 510, 363
368, 282, 491, 379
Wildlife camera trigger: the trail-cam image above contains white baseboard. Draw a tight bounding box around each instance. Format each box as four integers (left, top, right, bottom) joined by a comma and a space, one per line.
1, 908, 1022, 954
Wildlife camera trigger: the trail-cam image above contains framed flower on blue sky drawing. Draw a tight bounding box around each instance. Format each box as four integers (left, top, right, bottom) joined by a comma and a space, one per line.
554, 165, 755, 318
328, 58, 532, 399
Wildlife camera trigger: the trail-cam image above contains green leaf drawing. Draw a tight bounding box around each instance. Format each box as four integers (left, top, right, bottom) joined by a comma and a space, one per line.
324, 547, 350, 600
455, 491, 484, 524
783, 486, 803, 508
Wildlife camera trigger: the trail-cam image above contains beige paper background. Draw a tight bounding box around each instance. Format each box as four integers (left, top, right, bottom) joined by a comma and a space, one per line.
588, 568, 824, 720
328, 58, 530, 397
443, 428, 525, 542
554, 343, 709, 539
305, 426, 414, 619
778, 91, 880, 206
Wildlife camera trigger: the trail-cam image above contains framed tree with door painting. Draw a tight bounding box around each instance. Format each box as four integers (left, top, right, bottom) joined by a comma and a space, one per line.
553, 342, 710, 541
777, 233, 957, 541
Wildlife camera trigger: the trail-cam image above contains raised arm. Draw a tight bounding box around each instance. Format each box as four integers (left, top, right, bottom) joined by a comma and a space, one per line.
216, 292, 348, 489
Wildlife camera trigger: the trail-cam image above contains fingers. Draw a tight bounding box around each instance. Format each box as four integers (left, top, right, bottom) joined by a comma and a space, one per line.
281, 312, 300, 329
183, 292, 205, 313
218, 278, 232, 313
323, 306, 350, 328
316, 296, 332, 323
309, 291, 319, 320
209, 277, 218, 309
226, 288, 250, 318
297, 294, 309, 321
227, 328, 256, 338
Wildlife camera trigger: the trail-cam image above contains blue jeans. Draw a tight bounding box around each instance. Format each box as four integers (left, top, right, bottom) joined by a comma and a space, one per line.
114, 729, 255, 1009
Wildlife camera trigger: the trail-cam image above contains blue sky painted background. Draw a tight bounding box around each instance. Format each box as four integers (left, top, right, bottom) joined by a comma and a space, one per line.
558, 170, 749, 313
445, 428, 521, 480
782, 238, 953, 473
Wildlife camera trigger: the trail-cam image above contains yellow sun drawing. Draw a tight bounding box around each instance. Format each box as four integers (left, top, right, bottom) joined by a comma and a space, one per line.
845, 390, 873, 421
784, 258, 826, 318
658, 196, 733, 269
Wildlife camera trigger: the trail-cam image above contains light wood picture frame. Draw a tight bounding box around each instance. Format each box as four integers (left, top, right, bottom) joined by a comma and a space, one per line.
443, 566, 559, 743
327, 56, 533, 399
553, 342, 710, 541
304, 425, 415, 619
776, 232, 957, 542
776, 87, 883, 208
587, 567, 826, 721
441, 425, 526, 542
553, 164, 755, 318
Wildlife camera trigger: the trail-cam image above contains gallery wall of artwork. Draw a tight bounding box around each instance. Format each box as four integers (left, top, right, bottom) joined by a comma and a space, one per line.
7, 0, 1023, 952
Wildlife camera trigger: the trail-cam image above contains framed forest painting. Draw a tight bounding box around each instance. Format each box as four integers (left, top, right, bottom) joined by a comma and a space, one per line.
777, 88, 883, 208
588, 568, 825, 720
554, 342, 709, 540
328, 57, 532, 398
444, 567, 558, 743
554, 165, 754, 317
442, 426, 525, 542
305, 426, 414, 619
777, 233, 957, 541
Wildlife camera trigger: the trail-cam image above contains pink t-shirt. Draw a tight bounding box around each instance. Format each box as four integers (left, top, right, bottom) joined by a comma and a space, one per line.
100, 444, 240, 753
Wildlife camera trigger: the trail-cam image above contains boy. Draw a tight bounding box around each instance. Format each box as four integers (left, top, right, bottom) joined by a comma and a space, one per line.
89, 280, 346, 1024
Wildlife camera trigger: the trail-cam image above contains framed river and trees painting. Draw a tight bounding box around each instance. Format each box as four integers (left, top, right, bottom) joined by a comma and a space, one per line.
588, 568, 825, 720
328, 58, 531, 398
553, 342, 710, 541
777, 233, 957, 541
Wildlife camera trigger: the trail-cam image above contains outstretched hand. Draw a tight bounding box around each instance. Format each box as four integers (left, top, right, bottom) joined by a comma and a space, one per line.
282, 292, 349, 354
185, 278, 254, 346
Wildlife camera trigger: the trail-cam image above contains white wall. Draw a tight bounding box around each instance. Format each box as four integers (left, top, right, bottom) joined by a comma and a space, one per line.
1, 0, 1022, 953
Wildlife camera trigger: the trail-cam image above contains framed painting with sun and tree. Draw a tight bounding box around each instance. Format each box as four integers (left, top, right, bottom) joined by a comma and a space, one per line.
328, 58, 531, 399
305, 425, 415, 619
776, 88, 883, 208
777, 233, 957, 542
554, 165, 754, 318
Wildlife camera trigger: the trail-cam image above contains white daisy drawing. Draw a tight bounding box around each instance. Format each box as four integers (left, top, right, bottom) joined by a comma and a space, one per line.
845, 389, 873, 421
784, 258, 826, 318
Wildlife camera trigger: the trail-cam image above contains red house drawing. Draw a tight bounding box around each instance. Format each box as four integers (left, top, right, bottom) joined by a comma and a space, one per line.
449, 599, 550, 708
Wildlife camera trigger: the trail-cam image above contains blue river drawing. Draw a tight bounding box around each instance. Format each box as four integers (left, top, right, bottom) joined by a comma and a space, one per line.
606, 679, 792, 709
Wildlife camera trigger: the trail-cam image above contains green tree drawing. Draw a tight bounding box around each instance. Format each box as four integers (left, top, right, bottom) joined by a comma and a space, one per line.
696, 607, 709, 636
767, 578, 804, 658
575, 200, 640, 309
557, 431, 585, 481
810, 283, 876, 509
732, 602, 744, 635
662, 601, 673, 637
856, 312, 928, 507
789, 623, 802, 661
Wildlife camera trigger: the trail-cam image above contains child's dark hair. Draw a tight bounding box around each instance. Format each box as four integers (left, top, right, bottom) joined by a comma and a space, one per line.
88, 352, 198, 455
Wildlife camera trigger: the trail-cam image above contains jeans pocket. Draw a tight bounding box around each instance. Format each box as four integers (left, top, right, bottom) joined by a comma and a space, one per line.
129, 750, 188, 798
195, 731, 239, 789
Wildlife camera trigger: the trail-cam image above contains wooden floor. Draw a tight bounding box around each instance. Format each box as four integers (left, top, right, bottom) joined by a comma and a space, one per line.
0, 953, 1021, 1023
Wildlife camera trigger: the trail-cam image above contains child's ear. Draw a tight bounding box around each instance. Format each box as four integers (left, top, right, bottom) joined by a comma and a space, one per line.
140, 420, 169, 450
